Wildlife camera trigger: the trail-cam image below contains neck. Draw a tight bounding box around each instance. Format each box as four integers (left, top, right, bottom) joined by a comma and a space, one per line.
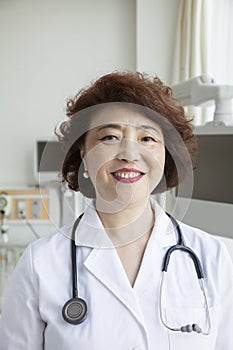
96, 199, 155, 247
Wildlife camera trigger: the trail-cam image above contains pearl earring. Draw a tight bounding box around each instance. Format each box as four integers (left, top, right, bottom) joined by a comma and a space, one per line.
83, 170, 89, 179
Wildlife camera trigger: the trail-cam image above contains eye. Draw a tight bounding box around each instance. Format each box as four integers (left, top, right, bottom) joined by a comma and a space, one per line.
99, 135, 120, 143
141, 136, 157, 143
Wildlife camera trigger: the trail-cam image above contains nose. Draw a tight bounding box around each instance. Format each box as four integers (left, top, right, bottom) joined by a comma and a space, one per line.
116, 139, 141, 162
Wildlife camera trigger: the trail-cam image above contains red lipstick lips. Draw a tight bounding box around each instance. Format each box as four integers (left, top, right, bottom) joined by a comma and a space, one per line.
111, 168, 145, 183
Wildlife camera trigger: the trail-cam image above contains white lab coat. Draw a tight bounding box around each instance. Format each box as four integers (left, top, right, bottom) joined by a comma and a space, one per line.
0, 199, 233, 350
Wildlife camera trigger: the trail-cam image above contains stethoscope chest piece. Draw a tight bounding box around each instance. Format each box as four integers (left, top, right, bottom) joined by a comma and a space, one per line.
62, 297, 87, 325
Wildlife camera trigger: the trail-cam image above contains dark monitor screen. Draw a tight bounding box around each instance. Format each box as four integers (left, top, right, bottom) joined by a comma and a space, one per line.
178, 134, 233, 204
37, 141, 66, 173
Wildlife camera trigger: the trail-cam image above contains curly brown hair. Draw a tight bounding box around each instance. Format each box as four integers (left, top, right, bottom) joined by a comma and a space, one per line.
56, 72, 197, 197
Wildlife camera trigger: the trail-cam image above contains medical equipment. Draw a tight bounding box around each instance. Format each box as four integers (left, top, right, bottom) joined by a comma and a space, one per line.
35, 139, 85, 227
172, 75, 233, 125
62, 213, 211, 335
159, 213, 211, 335
172, 76, 233, 238
0, 194, 12, 243
34, 139, 66, 183
62, 213, 87, 324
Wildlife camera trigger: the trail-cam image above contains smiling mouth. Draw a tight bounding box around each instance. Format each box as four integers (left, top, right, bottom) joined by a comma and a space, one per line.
111, 170, 145, 183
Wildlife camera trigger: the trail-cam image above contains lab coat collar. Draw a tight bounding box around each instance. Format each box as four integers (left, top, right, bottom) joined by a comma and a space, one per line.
74, 197, 177, 249
74, 200, 113, 248
150, 199, 178, 248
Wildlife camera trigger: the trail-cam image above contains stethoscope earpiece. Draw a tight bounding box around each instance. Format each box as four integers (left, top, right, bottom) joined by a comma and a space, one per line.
62, 297, 87, 325
180, 323, 202, 333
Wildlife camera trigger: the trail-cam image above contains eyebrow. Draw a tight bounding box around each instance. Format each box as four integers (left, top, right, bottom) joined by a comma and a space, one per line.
97, 123, 162, 135
97, 124, 122, 131
140, 124, 161, 135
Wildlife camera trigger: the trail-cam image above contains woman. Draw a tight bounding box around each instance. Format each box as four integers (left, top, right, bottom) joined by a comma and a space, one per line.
0, 72, 232, 349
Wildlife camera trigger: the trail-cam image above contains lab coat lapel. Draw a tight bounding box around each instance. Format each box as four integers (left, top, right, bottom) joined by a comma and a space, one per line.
74, 202, 145, 326
83, 247, 146, 327
133, 201, 177, 296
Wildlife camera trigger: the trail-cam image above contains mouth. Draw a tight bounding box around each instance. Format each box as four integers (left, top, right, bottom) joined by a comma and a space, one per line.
111, 168, 145, 183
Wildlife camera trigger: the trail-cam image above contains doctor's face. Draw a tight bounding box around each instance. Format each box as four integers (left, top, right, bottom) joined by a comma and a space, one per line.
80, 106, 165, 212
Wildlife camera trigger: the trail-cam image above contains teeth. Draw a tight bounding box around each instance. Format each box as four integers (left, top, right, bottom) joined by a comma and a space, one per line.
114, 172, 142, 179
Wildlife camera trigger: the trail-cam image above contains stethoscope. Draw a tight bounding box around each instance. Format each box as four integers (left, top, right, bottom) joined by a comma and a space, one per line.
62, 213, 211, 335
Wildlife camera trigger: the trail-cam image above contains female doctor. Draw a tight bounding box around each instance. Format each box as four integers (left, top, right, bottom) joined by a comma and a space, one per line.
0, 72, 233, 350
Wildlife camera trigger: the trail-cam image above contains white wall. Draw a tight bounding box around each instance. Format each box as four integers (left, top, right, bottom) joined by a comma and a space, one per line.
136, 0, 180, 84
0, 0, 136, 186
1, 0, 180, 187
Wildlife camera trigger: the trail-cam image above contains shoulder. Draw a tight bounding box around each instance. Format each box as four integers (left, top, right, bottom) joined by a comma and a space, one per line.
23, 226, 72, 265
179, 221, 223, 250
179, 221, 233, 273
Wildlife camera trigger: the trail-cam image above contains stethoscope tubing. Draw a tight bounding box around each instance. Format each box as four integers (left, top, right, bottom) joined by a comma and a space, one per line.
63, 212, 211, 334
162, 244, 204, 279
71, 213, 84, 299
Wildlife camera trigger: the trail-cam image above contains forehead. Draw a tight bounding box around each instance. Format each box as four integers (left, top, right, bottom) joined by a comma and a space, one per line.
88, 106, 163, 133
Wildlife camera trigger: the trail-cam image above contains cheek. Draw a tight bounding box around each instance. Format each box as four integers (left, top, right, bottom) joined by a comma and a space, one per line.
149, 145, 166, 171
147, 148, 166, 188
83, 145, 114, 182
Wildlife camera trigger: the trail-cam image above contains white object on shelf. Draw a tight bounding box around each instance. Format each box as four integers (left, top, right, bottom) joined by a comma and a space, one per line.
173, 75, 233, 125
